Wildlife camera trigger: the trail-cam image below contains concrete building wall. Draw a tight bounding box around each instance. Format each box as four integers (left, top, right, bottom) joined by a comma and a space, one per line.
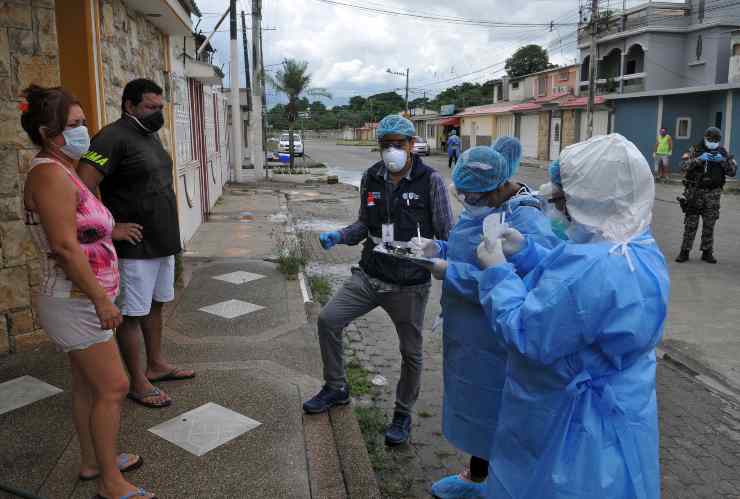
0, 0, 61, 353
662, 93, 720, 164
684, 28, 732, 86
613, 97, 659, 165
646, 32, 687, 91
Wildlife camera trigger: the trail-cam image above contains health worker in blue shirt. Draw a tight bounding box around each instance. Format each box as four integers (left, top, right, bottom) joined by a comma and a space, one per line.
475, 134, 670, 499
411, 137, 560, 498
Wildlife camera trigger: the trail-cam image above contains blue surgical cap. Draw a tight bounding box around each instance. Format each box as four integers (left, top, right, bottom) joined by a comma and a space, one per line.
452, 146, 512, 193
377, 115, 416, 140
492, 136, 522, 171
549, 160, 562, 187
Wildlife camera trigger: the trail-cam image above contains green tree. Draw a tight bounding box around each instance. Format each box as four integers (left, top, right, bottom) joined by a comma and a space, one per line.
268, 58, 331, 171
505, 45, 555, 78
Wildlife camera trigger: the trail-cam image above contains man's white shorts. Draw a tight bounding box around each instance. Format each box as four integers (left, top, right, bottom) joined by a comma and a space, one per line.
117, 256, 176, 317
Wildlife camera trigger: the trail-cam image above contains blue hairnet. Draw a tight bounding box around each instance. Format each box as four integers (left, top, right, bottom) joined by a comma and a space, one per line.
377, 115, 416, 139
492, 136, 522, 170
452, 146, 512, 193
549, 160, 562, 187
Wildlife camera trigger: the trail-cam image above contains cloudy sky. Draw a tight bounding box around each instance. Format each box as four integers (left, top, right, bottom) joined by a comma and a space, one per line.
193, 0, 584, 108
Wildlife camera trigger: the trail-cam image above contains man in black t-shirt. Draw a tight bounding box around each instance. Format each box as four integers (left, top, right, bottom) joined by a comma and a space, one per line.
79, 79, 194, 409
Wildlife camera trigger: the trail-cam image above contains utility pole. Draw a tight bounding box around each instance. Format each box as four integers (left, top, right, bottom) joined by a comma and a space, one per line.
229, 0, 242, 183
250, 0, 265, 176
241, 10, 251, 109
586, 0, 599, 139
404, 67, 409, 114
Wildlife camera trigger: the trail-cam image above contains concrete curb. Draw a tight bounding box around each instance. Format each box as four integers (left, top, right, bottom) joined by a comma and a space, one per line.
657, 346, 740, 402
330, 405, 383, 499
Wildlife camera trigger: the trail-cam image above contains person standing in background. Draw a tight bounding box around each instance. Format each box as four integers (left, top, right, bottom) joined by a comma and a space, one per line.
447, 129, 461, 169
653, 127, 672, 180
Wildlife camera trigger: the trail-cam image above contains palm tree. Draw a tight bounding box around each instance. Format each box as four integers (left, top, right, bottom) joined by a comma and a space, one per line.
268, 59, 331, 172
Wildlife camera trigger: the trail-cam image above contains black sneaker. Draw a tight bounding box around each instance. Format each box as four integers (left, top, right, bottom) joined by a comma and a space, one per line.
385, 411, 412, 446
675, 251, 689, 263
302, 385, 350, 414
702, 251, 717, 264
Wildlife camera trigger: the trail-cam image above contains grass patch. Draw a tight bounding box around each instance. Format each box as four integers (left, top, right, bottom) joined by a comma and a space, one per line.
345, 358, 371, 396
308, 274, 332, 305
354, 405, 390, 470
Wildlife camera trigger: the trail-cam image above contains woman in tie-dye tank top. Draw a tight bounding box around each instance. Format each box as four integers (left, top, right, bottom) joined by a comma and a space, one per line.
21, 85, 155, 499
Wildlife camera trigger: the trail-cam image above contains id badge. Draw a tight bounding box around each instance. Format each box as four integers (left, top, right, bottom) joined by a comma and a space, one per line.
382, 223, 394, 243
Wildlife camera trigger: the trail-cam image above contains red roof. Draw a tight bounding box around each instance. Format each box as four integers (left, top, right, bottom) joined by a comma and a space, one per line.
559, 96, 606, 109
457, 103, 515, 117
431, 116, 461, 126
511, 102, 542, 112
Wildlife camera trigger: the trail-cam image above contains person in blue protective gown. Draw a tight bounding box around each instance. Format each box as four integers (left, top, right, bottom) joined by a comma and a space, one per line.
475, 134, 670, 499
536, 160, 570, 241
410, 137, 561, 499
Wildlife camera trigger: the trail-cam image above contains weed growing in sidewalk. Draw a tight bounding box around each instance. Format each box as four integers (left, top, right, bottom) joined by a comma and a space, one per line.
271, 226, 306, 278
307, 274, 332, 305
346, 358, 371, 396
354, 405, 390, 470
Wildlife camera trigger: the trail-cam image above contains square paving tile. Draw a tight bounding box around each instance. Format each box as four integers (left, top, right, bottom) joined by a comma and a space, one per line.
212, 271, 265, 285
0, 375, 63, 415
199, 299, 265, 319
149, 402, 261, 456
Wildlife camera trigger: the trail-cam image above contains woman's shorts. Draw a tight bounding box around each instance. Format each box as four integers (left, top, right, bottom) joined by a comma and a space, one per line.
34, 295, 114, 353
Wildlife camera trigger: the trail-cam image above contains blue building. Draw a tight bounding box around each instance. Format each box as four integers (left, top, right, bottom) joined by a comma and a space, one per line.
610, 84, 740, 174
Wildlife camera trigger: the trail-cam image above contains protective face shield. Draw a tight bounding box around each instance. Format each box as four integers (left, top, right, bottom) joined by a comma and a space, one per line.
381, 146, 408, 173
450, 184, 495, 218
59, 125, 90, 160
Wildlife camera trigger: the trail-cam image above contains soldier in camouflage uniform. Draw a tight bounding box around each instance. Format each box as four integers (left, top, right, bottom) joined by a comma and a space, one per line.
676, 127, 737, 263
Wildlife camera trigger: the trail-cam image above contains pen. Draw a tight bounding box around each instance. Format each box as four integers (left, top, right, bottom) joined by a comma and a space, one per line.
417, 222, 421, 241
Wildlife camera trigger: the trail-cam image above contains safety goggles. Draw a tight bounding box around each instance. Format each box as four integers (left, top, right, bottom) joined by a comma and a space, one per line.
379, 139, 409, 150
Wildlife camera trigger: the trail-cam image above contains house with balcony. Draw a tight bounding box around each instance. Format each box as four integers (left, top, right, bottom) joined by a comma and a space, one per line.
580, 1, 740, 171
577, 0, 740, 95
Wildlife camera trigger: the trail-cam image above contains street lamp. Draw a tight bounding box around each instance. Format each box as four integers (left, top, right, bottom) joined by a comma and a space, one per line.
387, 67, 410, 114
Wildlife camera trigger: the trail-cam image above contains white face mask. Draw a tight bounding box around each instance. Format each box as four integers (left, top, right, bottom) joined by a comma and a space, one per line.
59, 126, 90, 160
382, 147, 408, 173
705, 139, 720, 150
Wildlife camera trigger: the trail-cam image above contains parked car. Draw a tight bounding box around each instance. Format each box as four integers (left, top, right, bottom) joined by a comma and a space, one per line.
278, 133, 304, 156
412, 136, 430, 156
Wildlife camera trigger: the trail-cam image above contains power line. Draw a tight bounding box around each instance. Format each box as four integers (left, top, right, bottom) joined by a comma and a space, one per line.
310, 0, 580, 28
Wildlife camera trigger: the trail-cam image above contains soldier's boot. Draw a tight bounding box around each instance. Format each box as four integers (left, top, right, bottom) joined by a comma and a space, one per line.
701, 251, 717, 264
676, 251, 690, 263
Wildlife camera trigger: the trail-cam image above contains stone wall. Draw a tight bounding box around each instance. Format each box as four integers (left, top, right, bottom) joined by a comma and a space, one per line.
0, 0, 60, 354
98, 0, 173, 152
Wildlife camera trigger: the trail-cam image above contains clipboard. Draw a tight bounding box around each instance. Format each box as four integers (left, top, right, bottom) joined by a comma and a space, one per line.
373, 243, 436, 269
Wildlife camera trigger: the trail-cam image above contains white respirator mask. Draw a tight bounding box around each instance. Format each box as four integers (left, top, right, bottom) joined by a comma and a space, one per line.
382, 147, 408, 173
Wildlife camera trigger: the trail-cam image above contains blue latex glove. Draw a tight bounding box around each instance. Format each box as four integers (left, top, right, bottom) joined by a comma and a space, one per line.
698, 152, 713, 162
319, 231, 342, 250
712, 153, 725, 162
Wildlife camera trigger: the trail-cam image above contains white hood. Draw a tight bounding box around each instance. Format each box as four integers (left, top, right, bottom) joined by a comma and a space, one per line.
559, 134, 655, 243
